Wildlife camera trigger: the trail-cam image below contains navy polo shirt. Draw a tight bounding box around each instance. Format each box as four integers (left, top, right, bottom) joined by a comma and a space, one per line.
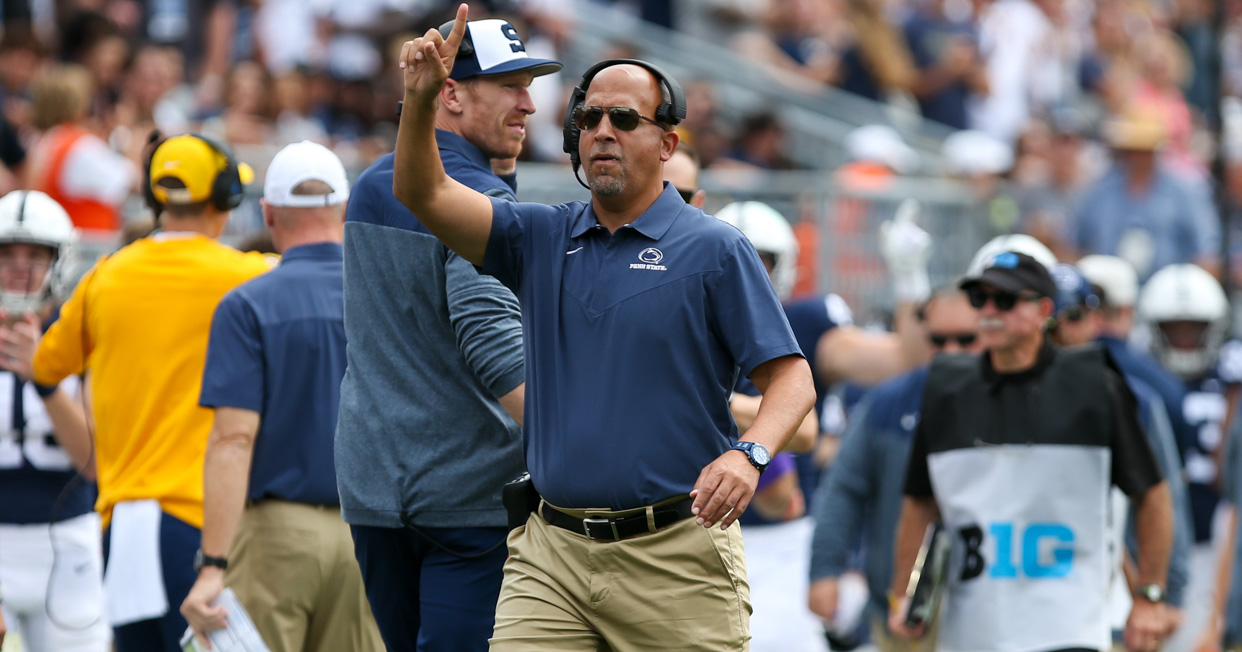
201, 242, 345, 506
483, 182, 803, 510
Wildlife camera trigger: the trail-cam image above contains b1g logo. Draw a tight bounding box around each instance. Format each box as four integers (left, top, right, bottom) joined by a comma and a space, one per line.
958, 521, 1075, 581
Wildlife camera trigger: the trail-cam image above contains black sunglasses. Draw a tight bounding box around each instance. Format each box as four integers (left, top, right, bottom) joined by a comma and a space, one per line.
1058, 305, 1087, 323
929, 332, 978, 348
676, 187, 695, 203
574, 106, 667, 132
966, 287, 1041, 312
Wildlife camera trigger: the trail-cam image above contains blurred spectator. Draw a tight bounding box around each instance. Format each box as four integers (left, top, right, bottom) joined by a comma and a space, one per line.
1069, 111, 1219, 282
1129, 30, 1199, 172
1014, 111, 1097, 260
717, 111, 799, 170
61, 12, 130, 122
110, 45, 191, 165
271, 68, 330, 145
970, 0, 1054, 142
0, 26, 41, 130
252, 0, 329, 75
834, 0, 916, 103
678, 80, 729, 169
1173, 0, 1216, 120
902, 0, 988, 130
201, 60, 275, 145
941, 128, 1019, 235
733, 0, 844, 86
26, 64, 136, 237
134, 0, 238, 105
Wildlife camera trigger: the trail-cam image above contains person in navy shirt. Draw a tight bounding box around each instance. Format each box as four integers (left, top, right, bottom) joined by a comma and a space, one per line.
393, 9, 815, 649
336, 18, 559, 652
181, 142, 382, 651
0, 190, 108, 652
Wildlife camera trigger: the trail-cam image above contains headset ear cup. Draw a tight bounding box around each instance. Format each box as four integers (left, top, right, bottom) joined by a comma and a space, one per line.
212, 160, 243, 211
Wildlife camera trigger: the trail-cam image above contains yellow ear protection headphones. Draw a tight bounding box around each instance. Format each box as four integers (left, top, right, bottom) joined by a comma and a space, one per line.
142, 130, 247, 218
561, 59, 686, 189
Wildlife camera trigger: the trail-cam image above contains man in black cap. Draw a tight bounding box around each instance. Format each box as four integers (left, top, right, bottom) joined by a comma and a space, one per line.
887, 250, 1176, 652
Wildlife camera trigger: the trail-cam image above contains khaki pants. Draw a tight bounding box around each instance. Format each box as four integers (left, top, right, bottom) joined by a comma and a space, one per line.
490, 502, 751, 651
870, 614, 939, 652
227, 500, 383, 652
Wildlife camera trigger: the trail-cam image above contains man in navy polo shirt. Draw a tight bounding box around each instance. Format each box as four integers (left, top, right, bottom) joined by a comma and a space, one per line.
334, 15, 560, 652
393, 8, 815, 649
181, 142, 383, 651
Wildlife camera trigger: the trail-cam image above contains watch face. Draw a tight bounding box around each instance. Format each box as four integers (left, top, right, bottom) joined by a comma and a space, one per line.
752, 444, 771, 465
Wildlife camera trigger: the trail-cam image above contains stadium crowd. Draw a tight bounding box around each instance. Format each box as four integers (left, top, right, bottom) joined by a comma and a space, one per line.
2, 0, 1242, 651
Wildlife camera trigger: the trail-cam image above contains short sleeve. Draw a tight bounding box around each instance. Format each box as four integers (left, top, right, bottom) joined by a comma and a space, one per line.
710, 239, 803, 378
1108, 370, 1164, 497
200, 291, 264, 412
482, 197, 530, 293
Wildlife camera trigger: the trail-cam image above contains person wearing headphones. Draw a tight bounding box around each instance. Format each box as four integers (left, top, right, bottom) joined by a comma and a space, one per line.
180, 141, 381, 651
31, 134, 274, 652
0, 190, 109, 652
393, 6, 815, 648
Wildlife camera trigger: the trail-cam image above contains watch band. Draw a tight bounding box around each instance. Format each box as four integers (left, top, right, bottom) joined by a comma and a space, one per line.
194, 548, 228, 573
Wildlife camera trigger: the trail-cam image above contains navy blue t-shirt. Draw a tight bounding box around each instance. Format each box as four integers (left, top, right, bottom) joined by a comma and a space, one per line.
200, 242, 345, 506
0, 312, 94, 524
483, 183, 803, 510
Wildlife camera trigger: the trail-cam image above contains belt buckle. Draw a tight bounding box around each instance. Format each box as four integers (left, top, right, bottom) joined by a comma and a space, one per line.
582, 517, 620, 541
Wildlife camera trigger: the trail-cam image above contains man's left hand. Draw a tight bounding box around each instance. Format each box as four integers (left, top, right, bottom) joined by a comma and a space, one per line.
690, 450, 759, 529
1125, 599, 1167, 652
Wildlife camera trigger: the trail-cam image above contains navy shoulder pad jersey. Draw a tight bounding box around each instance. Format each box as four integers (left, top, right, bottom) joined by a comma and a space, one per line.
0, 372, 92, 523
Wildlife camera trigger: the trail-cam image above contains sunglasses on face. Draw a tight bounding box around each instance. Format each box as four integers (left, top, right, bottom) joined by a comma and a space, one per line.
1059, 305, 1087, 323
573, 106, 667, 133
966, 287, 1040, 312
928, 332, 978, 348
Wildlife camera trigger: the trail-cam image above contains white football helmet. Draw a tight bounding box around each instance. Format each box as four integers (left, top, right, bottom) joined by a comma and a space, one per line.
0, 191, 77, 314
715, 201, 798, 301
965, 234, 1057, 277
1138, 264, 1229, 379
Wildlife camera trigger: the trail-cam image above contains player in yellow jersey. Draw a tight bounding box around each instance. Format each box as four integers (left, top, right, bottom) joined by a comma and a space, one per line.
31, 134, 274, 652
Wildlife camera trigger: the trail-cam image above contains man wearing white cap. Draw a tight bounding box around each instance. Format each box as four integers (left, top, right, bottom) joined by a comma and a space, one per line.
335, 16, 559, 652
181, 141, 383, 652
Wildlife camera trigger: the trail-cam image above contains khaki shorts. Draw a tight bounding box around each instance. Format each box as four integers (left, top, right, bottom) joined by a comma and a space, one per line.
490, 504, 751, 651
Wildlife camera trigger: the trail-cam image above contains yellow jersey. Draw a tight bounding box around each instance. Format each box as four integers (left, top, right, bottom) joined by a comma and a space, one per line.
34, 233, 275, 528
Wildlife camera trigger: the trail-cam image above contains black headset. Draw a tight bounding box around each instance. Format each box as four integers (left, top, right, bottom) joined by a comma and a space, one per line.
561, 59, 687, 186
143, 130, 247, 217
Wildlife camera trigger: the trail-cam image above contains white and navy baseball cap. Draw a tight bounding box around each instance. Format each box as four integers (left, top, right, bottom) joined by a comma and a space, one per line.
264, 141, 349, 207
442, 19, 562, 81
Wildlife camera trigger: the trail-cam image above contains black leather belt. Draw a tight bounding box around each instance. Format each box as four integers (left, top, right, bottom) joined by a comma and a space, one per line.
541, 498, 696, 542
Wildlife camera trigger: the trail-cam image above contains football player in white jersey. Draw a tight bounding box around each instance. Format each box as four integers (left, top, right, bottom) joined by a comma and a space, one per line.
0, 190, 109, 652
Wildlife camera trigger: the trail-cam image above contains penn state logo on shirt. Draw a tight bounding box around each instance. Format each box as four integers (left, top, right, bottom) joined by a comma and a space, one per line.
630, 247, 667, 271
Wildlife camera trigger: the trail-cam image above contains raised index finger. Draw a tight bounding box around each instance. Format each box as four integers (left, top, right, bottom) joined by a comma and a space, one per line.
444, 4, 469, 51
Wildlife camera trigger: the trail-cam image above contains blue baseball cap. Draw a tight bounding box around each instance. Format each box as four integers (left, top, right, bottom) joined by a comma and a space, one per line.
440, 19, 562, 81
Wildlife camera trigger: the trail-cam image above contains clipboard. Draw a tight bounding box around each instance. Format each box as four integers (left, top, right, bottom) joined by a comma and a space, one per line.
903, 522, 950, 629
180, 588, 270, 652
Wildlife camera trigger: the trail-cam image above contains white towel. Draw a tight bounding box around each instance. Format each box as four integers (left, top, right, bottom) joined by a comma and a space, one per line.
103, 499, 168, 626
